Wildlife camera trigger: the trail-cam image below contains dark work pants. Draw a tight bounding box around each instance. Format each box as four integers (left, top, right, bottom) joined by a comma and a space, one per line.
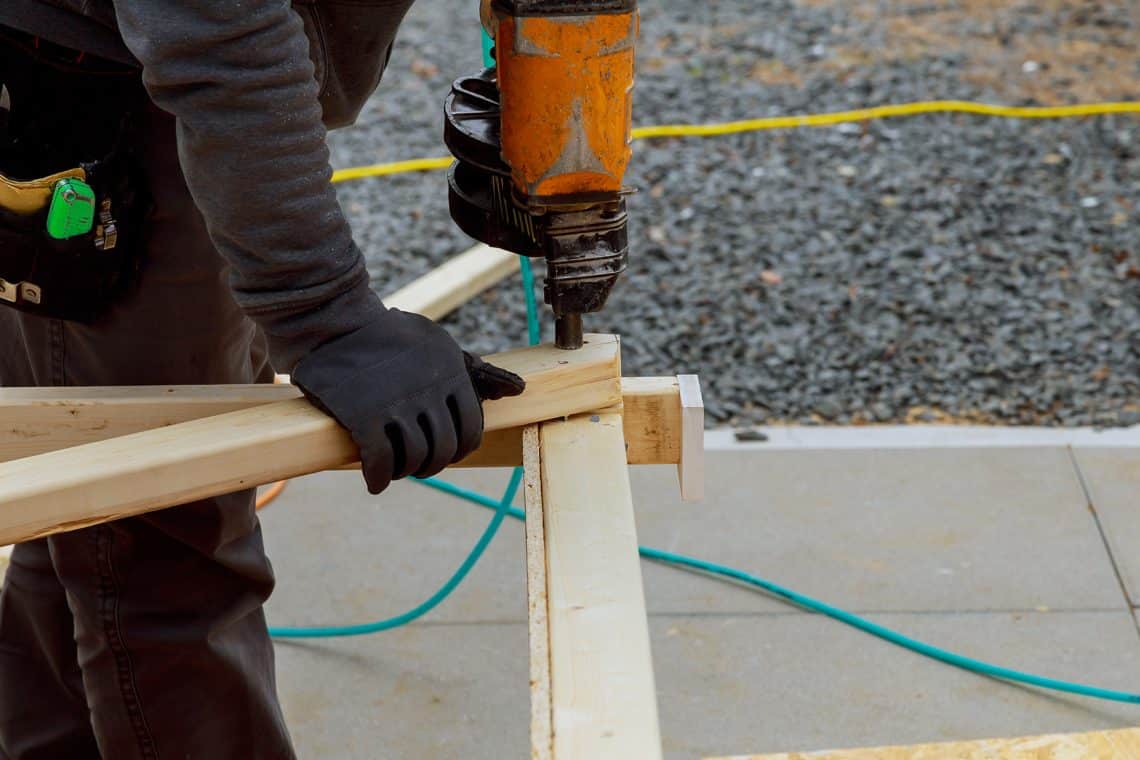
0, 40, 296, 760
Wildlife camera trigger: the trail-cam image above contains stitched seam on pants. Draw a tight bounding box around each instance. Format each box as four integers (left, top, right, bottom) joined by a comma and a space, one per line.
95, 526, 160, 760
49, 320, 66, 387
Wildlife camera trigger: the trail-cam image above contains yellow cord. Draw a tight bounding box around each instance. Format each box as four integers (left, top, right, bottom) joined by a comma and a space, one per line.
331, 99, 1140, 183
331, 156, 453, 183
630, 100, 1140, 138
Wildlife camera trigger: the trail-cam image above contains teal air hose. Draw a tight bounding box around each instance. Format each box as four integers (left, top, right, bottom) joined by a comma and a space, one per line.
266, 467, 521, 638
269, 24, 1140, 708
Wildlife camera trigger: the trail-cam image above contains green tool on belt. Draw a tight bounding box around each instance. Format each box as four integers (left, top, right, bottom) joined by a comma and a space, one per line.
45, 177, 95, 239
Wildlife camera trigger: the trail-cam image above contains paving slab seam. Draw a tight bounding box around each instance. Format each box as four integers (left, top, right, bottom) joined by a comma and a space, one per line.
1065, 447, 1139, 629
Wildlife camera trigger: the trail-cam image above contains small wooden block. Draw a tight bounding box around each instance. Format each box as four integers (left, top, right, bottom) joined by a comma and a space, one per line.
677, 374, 705, 501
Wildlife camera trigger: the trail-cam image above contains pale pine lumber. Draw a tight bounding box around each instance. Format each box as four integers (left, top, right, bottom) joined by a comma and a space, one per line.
706, 727, 1140, 760
539, 412, 662, 759
522, 426, 553, 760
459, 375, 686, 468
0, 384, 299, 464
0, 335, 620, 546
620, 376, 683, 465
0, 374, 685, 468
384, 244, 519, 320
677, 373, 705, 501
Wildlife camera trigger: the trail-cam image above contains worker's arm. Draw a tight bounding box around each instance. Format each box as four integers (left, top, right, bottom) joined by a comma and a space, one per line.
112, 0, 374, 371
110, 0, 524, 492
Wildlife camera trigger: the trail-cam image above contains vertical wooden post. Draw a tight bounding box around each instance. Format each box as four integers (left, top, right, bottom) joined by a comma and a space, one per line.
524, 412, 663, 759
523, 425, 554, 760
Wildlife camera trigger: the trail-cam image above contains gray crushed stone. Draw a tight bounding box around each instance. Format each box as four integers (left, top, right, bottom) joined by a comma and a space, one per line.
328, 0, 1139, 427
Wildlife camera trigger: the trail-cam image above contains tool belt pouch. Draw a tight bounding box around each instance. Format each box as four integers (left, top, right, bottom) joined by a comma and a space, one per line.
0, 152, 144, 322
0, 27, 147, 324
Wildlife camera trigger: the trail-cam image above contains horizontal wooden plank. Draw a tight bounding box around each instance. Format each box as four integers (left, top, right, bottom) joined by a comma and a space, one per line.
0, 374, 686, 469
0, 384, 300, 464
706, 727, 1140, 760
0, 335, 621, 545
384, 243, 519, 320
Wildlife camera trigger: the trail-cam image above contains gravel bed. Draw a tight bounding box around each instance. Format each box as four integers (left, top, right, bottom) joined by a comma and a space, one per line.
329, 0, 1139, 427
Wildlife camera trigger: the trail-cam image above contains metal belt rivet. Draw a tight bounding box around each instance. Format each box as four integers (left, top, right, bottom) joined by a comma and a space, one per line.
0, 279, 16, 303
19, 282, 41, 305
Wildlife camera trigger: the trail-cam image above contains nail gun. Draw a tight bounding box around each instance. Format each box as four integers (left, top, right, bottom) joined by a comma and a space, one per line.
444, 0, 638, 349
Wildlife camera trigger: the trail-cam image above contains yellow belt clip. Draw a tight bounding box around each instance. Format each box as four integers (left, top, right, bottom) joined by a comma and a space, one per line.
0, 167, 87, 215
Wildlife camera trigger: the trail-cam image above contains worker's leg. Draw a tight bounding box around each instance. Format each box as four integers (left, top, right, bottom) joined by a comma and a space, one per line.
0, 541, 102, 759
0, 72, 295, 760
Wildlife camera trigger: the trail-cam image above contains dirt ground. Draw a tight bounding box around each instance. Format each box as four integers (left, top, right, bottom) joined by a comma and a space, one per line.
795, 0, 1138, 104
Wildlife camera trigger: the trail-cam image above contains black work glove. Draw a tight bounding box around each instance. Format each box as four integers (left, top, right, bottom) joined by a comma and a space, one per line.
292, 309, 526, 494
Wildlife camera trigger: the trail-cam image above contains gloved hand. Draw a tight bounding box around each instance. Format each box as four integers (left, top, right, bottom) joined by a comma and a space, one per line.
292, 309, 526, 494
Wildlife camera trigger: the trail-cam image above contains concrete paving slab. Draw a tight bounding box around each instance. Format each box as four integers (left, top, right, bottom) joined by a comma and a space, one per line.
261, 448, 1125, 629
261, 468, 530, 629
653, 611, 1140, 760
631, 448, 1123, 614
275, 622, 529, 760
273, 610, 1140, 759
1070, 447, 1140, 603
260, 447, 1140, 758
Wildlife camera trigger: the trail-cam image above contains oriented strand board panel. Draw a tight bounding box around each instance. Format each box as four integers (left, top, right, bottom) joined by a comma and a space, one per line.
0, 336, 621, 545
539, 412, 662, 759
707, 727, 1140, 760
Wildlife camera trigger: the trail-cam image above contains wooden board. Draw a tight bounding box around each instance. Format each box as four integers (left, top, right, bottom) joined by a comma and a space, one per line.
384, 244, 520, 321
538, 412, 663, 759
523, 425, 553, 760
707, 727, 1140, 760
620, 376, 683, 465
460, 375, 686, 468
0, 384, 300, 464
0, 375, 687, 469
0, 335, 621, 546
677, 373, 705, 501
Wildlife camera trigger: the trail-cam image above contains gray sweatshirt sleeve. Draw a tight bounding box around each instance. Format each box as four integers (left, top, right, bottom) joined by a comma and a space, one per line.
111, 0, 386, 372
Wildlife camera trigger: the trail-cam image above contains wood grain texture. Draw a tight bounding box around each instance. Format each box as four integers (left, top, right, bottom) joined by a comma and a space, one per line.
706, 727, 1140, 760
620, 376, 683, 465
0, 336, 621, 546
523, 425, 553, 760
384, 243, 519, 320
540, 412, 662, 759
0, 384, 299, 464
0, 373, 685, 469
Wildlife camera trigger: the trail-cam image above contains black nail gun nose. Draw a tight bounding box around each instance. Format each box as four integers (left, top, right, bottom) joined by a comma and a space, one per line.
444, 0, 638, 350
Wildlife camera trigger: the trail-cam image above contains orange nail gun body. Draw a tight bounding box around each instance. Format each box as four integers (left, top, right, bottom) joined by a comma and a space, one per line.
445, 0, 638, 348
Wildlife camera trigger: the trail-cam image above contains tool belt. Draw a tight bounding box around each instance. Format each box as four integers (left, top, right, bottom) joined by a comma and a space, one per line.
0, 28, 148, 323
